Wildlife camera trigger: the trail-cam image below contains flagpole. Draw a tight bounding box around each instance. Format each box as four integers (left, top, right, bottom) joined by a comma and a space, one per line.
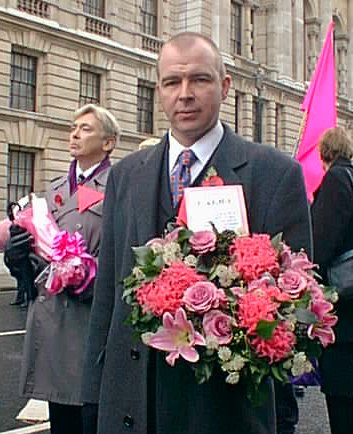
292, 112, 307, 157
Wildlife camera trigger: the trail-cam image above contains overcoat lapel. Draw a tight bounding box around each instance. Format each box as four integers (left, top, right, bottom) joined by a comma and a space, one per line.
50, 168, 109, 218
210, 125, 248, 186
133, 136, 170, 243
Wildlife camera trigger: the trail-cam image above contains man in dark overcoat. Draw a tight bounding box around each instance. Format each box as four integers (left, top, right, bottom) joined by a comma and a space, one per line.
4, 104, 121, 434
81, 33, 312, 434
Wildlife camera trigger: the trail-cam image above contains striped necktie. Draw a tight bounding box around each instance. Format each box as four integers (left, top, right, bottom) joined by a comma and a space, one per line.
170, 149, 197, 208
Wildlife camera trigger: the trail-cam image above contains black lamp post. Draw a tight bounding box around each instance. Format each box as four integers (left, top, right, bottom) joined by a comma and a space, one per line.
255, 68, 264, 143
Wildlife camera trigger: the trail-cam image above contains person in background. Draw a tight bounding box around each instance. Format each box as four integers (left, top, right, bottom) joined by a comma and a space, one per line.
4, 197, 30, 308
4, 104, 121, 434
80, 32, 312, 434
311, 126, 353, 434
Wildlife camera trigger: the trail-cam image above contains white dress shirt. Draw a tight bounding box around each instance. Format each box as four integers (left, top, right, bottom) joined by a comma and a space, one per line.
168, 121, 224, 183
76, 162, 100, 183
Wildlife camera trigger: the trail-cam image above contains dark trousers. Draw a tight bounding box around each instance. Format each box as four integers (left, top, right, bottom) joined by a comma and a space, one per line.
274, 382, 298, 434
325, 394, 353, 434
48, 402, 83, 434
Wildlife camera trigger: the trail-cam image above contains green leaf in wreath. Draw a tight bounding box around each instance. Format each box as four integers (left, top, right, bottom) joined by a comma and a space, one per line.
256, 319, 279, 339
271, 365, 289, 383
132, 246, 155, 266
294, 307, 317, 324
271, 233, 283, 251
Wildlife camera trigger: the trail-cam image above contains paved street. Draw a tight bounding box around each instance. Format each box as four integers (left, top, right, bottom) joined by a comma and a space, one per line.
0, 290, 49, 433
0, 288, 331, 433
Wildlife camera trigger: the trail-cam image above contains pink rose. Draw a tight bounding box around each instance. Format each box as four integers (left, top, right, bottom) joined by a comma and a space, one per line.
165, 227, 183, 243
278, 270, 307, 299
281, 248, 315, 271
189, 231, 217, 254
183, 282, 223, 313
202, 309, 233, 345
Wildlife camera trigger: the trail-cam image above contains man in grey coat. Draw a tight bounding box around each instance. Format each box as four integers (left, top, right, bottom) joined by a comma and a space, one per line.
81, 33, 312, 434
4, 104, 120, 434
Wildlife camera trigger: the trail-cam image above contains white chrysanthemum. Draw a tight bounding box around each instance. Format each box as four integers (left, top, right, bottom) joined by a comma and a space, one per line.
231, 354, 246, 371
331, 291, 339, 304
206, 335, 219, 351
291, 352, 311, 377
222, 355, 246, 372
216, 264, 228, 278
133, 267, 146, 280
218, 346, 232, 362
225, 372, 240, 385
216, 265, 237, 288
184, 254, 198, 267
150, 244, 164, 255
162, 242, 183, 265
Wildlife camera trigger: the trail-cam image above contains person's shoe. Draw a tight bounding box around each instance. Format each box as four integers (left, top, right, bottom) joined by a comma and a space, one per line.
20, 300, 28, 309
10, 296, 25, 306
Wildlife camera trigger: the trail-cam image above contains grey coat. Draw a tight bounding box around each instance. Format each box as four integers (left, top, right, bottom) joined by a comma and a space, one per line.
19, 167, 109, 405
81, 125, 312, 434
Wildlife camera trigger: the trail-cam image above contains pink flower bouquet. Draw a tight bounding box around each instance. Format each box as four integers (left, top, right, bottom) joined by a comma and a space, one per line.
123, 227, 338, 402
45, 231, 97, 295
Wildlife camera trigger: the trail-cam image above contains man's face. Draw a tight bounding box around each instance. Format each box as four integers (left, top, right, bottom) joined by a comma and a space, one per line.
69, 112, 113, 168
157, 39, 231, 146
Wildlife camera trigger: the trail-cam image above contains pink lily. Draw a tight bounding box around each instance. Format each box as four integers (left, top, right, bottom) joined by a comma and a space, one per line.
308, 299, 338, 347
146, 308, 206, 366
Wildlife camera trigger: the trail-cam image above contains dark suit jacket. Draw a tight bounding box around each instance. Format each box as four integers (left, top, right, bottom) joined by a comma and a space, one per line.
81, 125, 312, 434
311, 157, 353, 396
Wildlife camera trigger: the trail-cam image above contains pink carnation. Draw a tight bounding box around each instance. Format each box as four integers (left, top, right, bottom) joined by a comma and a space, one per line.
203, 309, 233, 345
229, 234, 279, 281
189, 230, 217, 254
237, 284, 290, 336
136, 262, 205, 316
250, 322, 296, 363
238, 289, 278, 334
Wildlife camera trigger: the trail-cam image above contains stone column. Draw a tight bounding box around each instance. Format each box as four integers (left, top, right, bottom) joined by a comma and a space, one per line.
243, 4, 253, 60
305, 18, 320, 80
347, 1, 353, 100
335, 36, 349, 98
242, 93, 253, 141
266, 100, 276, 146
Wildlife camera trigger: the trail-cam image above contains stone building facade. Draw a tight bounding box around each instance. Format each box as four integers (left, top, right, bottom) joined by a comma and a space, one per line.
0, 0, 353, 219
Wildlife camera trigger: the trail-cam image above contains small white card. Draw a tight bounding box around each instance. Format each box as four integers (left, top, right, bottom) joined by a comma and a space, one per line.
184, 185, 249, 234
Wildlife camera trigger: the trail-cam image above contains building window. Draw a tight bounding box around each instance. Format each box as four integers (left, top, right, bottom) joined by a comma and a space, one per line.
80, 68, 100, 106
10, 49, 37, 111
141, 0, 157, 36
7, 148, 34, 203
250, 8, 255, 59
230, 1, 242, 55
83, 0, 104, 17
137, 80, 154, 134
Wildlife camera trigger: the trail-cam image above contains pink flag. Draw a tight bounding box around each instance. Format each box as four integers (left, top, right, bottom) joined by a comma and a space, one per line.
295, 21, 337, 201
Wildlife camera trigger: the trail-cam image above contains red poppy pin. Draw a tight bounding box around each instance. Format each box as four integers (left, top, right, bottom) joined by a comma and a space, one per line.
54, 193, 64, 208
201, 166, 224, 186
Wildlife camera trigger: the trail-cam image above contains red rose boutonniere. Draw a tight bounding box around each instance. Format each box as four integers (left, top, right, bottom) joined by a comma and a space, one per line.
177, 167, 224, 226
54, 193, 64, 208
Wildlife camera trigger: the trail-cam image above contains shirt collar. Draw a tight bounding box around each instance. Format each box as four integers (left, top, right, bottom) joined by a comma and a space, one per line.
168, 121, 223, 172
76, 162, 101, 181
